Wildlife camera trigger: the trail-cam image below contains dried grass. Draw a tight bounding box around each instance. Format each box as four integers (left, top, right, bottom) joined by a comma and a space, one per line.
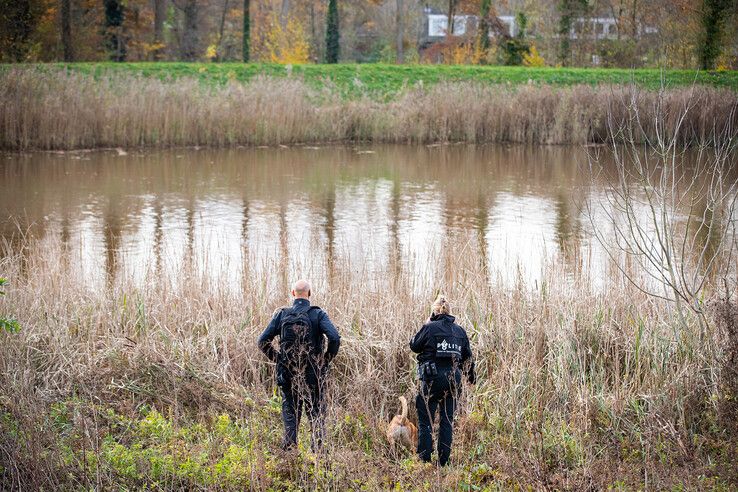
0, 232, 735, 489
2, 68, 737, 150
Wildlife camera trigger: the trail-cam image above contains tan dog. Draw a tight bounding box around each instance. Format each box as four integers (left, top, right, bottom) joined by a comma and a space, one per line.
386, 396, 418, 451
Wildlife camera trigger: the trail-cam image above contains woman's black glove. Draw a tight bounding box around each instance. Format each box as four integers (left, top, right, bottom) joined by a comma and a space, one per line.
465, 360, 476, 385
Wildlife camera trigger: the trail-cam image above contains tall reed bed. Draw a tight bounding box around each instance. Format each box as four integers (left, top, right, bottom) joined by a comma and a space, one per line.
2, 68, 737, 150
0, 234, 736, 490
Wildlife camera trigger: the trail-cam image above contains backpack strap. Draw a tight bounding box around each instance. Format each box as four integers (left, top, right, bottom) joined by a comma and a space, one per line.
272, 306, 288, 317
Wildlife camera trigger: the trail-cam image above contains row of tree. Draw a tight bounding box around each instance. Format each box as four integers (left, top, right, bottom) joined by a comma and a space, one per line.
0, 0, 341, 63
552, 0, 737, 69
0, 0, 736, 68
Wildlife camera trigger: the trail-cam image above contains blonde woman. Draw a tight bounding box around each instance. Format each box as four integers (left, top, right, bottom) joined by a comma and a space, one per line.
409, 295, 475, 466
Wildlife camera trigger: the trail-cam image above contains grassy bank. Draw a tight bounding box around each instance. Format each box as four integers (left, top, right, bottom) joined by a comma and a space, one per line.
2, 67, 737, 151
10, 63, 738, 98
0, 236, 736, 490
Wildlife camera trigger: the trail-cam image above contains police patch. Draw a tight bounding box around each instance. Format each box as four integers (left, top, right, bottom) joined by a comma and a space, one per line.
435, 337, 462, 358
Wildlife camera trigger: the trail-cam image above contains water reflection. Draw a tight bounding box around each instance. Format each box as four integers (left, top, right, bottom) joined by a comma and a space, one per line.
486, 193, 559, 285
0, 144, 701, 295
71, 207, 106, 291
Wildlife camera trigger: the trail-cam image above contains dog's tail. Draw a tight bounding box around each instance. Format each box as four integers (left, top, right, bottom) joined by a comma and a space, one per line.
399, 396, 408, 421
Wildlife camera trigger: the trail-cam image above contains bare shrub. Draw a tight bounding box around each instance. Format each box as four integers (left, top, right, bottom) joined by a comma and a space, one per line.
586, 86, 738, 336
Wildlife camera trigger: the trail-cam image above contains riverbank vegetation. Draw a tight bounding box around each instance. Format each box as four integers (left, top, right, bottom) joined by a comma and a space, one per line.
2, 65, 738, 489
2, 67, 737, 151
13, 63, 738, 95
0, 235, 737, 489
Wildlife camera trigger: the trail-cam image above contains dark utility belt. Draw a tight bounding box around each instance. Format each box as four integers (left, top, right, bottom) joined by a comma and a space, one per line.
417, 361, 438, 380
418, 360, 463, 380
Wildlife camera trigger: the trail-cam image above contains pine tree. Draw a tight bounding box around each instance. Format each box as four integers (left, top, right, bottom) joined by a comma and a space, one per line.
243, 0, 250, 62
325, 0, 339, 63
478, 0, 491, 54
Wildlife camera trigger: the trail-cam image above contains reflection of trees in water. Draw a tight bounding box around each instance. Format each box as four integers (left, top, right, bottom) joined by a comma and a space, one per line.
390, 177, 401, 280
279, 203, 289, 293
60, 214, 70, 252
153, 197, 163, 284
6, 144, 727, 294
241, 198, 250, 286
553, 189, 582, 256
187, 195, 195, 278
322, 185, 335, 282
476, 191, 489, 284
104, 197, 122, 289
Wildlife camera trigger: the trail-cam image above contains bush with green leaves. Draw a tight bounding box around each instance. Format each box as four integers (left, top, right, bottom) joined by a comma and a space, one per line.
0, 278, 20, 334
500, 12, 530, 66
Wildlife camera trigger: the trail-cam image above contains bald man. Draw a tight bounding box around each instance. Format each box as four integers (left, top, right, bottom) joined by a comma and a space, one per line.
258, 279, 341, 451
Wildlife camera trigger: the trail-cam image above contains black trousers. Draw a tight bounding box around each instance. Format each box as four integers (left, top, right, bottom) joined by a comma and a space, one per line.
279, 369, 326, 451
416, 369, 461, 466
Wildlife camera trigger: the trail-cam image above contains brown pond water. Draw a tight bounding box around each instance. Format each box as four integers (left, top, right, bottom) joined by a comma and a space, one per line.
0, 144, 716, 295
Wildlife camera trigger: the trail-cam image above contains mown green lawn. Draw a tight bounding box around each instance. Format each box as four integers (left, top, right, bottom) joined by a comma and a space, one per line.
8, 62, 738, 98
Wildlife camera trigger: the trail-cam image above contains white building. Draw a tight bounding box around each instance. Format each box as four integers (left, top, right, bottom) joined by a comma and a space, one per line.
425, 13, 519, 39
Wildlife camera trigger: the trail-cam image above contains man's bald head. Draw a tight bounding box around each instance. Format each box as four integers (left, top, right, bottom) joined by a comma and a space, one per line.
291, 279, 311, 299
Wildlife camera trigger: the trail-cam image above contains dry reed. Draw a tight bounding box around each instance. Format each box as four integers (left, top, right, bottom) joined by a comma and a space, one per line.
0, 230, 735, 489
2, 68, 737, 150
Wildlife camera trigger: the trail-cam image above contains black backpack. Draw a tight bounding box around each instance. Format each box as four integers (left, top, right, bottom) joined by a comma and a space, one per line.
278, 307, 316, 370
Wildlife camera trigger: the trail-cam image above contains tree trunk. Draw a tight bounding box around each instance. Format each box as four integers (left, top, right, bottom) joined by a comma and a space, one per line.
310, 2, 318, 61
103, 0, 126, 61
558, 0, 581, 67
280, 0, 290, 28
179, 0, 199, 61
153, 0, 166, 60
447, 0, 456, 37
395, 0, 404, 63
215, 0, 230, 61
631, 0, 638, 37
606, 4, 621, 40
478, 0, 491, 56
242, 0, 250, 62
60, 0, 74, 61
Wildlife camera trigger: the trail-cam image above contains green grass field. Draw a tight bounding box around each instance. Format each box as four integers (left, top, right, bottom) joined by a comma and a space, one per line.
17, 62, 738, 98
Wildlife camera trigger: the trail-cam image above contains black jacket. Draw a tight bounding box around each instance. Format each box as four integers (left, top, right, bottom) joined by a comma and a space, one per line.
410, 313, 475, 384
258, 298, 341, 366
